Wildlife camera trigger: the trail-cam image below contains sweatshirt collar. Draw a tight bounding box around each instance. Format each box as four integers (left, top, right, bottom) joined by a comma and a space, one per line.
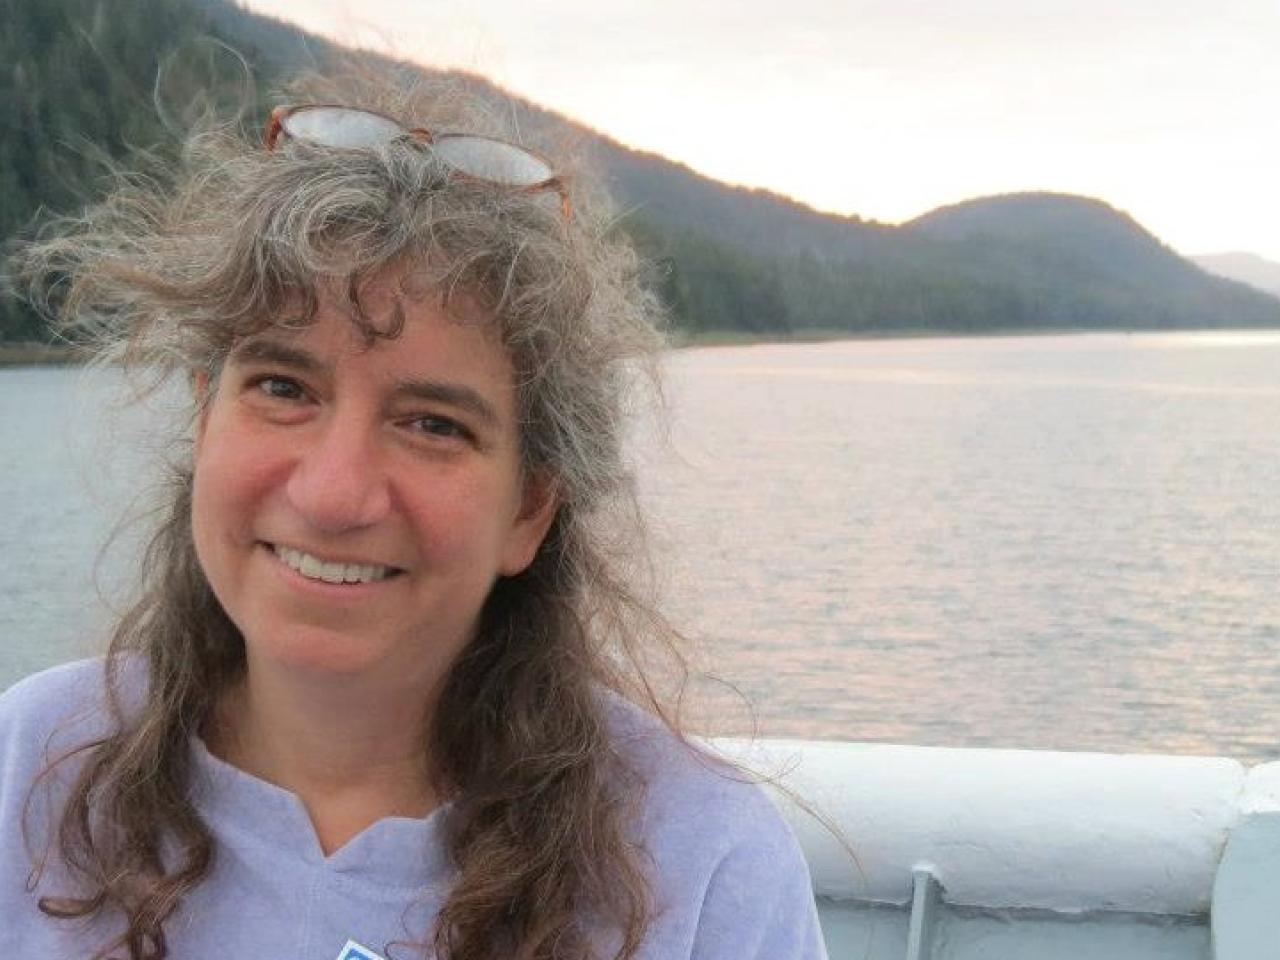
188, 734, 453, 893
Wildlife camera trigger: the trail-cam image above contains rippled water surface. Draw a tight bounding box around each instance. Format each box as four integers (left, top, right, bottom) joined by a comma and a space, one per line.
4, 332, 1280, 760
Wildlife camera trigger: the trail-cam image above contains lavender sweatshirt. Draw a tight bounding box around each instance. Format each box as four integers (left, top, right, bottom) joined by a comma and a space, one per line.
0, 659, 828, 959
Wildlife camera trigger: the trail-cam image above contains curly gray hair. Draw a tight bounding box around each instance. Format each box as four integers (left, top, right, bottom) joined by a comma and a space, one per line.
16, 69, 680, 960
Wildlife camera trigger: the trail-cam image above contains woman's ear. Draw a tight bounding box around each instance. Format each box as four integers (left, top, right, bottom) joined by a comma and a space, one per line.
500, 473, 561, 577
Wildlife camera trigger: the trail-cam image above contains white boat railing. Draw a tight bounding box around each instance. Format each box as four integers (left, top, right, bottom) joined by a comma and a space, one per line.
711, 738, 1280, 960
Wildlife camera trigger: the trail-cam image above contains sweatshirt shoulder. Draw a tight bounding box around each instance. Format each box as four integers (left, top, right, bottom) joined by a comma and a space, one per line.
601, 695, 826, 958
601, 693, 797, 854
0, 657, 141, 760
0, 658, 109, 727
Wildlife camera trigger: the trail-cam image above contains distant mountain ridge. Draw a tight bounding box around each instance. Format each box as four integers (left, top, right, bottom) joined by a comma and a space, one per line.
4, 0, 1279, 342
1192, 253, 1280, 298
907, 194, 1168, 267
889, 193, 1280, 330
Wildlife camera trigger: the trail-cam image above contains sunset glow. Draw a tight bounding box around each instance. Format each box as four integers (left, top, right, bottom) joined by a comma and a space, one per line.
240, 0, 1280, 261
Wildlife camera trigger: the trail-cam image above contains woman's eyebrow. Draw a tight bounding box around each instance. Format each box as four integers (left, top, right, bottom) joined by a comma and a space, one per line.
392, 378, 501, 430
229, 337, 323, 373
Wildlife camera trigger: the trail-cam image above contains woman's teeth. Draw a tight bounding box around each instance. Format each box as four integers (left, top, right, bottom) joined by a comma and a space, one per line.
272, 545, 394, 584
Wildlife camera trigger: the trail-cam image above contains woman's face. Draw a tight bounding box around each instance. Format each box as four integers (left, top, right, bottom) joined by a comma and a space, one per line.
191, 271, 557, 690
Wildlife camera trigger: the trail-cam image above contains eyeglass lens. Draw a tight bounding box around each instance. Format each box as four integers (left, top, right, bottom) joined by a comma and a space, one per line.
432, 136, 554, 187
283, 107, 404, 149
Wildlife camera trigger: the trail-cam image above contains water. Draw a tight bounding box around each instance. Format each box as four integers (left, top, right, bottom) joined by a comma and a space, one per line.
0, 365, 176, 680
4, 331, 1280, 760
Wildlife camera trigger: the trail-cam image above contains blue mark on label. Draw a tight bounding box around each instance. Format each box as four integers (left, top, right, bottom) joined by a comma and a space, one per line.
336, 940, 386, 960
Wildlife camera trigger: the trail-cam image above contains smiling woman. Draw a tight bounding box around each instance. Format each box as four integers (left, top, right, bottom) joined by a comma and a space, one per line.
0, 69, 826, 960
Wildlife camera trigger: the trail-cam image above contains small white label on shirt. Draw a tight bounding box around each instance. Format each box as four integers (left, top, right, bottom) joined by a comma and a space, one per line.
335, 940, 386, 960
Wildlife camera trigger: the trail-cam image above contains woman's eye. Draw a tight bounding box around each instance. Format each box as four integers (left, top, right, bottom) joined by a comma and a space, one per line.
410, 415, 471, 441
255, 376, 304, 401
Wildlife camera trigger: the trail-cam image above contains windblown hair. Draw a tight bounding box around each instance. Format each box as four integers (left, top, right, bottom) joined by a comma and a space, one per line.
15, 69, 679, 960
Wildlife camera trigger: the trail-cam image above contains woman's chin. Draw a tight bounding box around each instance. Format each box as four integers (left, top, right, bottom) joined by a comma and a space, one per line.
246, 628, 394, 681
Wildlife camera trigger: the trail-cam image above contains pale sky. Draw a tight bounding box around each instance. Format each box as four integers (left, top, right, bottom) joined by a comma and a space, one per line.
242, 0, 1280, 261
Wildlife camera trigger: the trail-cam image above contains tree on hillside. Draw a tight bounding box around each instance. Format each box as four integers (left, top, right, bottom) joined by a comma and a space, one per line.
0, 0, 275, 341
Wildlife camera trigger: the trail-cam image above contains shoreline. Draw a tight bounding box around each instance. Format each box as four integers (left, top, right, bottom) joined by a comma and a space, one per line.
0, 343, 86, 366
667, 324, 1280, 349
6, 326, 1280, 365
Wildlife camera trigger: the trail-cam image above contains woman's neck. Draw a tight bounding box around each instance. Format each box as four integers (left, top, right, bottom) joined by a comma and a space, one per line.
206, 662, 441, 854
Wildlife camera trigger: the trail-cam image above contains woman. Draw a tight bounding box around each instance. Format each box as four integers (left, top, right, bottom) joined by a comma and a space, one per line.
0, 73, 827, 960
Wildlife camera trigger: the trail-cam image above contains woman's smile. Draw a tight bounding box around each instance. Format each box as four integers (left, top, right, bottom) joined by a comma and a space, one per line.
255, 541, 408, 610
267, 542, 402, 585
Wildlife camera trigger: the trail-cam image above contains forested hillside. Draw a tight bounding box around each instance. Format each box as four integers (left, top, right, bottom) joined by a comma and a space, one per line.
0, 0, 277, 340
4, 0, 1279, 345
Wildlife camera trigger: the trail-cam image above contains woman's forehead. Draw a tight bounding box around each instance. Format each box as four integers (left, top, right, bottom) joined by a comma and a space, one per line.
231, 289, 514, 397
259, 264, 497, 336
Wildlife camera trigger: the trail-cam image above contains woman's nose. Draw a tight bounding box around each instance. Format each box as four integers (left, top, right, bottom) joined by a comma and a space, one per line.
284, 415, 391, 532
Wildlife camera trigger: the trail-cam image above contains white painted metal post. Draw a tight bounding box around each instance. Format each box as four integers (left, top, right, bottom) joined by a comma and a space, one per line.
905, 867, 942, 960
